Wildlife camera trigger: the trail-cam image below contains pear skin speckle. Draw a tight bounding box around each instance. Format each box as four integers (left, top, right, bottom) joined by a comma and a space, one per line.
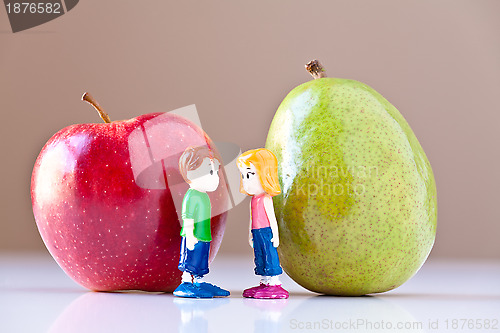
265, 78, 437, 296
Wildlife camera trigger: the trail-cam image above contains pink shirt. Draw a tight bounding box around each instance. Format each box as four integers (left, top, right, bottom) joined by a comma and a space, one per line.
251, 193, 270, 229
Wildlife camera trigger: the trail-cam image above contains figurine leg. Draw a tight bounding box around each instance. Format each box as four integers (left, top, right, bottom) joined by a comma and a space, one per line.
177, 237, 210, 278
174, 237, 215, 298
181, 271, 192, 283
253, 275, 289, 299
245, 227, 288, 299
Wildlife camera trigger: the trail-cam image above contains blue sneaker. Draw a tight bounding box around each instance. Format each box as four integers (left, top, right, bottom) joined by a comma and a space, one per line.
173, 282, 214, 298
196, 282, 230, 297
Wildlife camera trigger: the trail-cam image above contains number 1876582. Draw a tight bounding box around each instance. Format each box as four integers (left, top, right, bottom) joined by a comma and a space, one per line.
6, 2, 61, 14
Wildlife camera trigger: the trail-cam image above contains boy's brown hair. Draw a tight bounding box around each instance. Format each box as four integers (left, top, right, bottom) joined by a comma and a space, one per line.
179, 145, 219, 183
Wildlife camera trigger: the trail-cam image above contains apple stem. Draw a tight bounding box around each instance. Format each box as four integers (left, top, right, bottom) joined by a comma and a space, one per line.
305, 60, 327, 79
81, 92, 112, 123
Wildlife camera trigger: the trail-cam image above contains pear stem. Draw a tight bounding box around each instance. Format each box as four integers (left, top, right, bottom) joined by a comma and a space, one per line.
305, 60, 327, 79
81, 92, 111, 123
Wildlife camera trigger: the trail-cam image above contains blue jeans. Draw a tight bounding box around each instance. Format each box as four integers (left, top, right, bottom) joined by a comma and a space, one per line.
252, 227, 283, 276
178, 237, 210, 278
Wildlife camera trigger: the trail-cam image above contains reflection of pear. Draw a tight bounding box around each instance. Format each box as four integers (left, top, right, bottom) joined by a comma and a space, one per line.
266, 60, 437, 296
284, 296, 425, 332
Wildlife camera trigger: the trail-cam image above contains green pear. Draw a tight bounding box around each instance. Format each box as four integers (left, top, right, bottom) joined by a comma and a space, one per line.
265, 60, 437, 296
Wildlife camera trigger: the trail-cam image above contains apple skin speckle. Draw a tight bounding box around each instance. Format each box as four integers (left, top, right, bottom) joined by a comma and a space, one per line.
266, 77, 437, 296
31, 112, 229, 292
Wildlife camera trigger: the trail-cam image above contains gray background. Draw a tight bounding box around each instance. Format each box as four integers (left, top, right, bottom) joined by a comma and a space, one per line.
1, 0, 499, 259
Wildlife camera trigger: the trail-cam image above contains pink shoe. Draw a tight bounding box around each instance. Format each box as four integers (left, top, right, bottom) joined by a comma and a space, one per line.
253, 284, 289, 299
243, 283, 267, 298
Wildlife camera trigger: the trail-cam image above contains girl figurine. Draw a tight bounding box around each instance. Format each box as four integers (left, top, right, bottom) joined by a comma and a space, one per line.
237, 148, 289, 299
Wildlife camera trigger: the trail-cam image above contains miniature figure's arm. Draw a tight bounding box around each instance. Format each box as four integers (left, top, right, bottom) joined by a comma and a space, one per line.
264, 195, 279, 248
248, 201, 253, 248
183, 218, 198, 250
181, 192, 199, 251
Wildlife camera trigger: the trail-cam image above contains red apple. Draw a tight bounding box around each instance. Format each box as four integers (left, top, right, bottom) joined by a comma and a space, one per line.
31, 93, 229, 292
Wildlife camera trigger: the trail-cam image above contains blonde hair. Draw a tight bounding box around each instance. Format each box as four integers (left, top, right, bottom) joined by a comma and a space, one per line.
237, 148, 281, 197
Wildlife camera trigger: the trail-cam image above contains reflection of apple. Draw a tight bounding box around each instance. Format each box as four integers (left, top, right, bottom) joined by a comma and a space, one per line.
48, 292, 181, 333
31, 93, 229, 292
48, 292, 230, 333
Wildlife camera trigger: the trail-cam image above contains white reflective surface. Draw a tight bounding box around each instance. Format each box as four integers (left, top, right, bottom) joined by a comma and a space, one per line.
1, 254, 499, 333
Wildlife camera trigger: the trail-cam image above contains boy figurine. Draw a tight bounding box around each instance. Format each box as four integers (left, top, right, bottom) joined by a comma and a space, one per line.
173, 145, 230, 298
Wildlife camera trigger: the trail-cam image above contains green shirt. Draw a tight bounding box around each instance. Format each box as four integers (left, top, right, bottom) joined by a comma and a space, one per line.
180, 188, 212, 242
